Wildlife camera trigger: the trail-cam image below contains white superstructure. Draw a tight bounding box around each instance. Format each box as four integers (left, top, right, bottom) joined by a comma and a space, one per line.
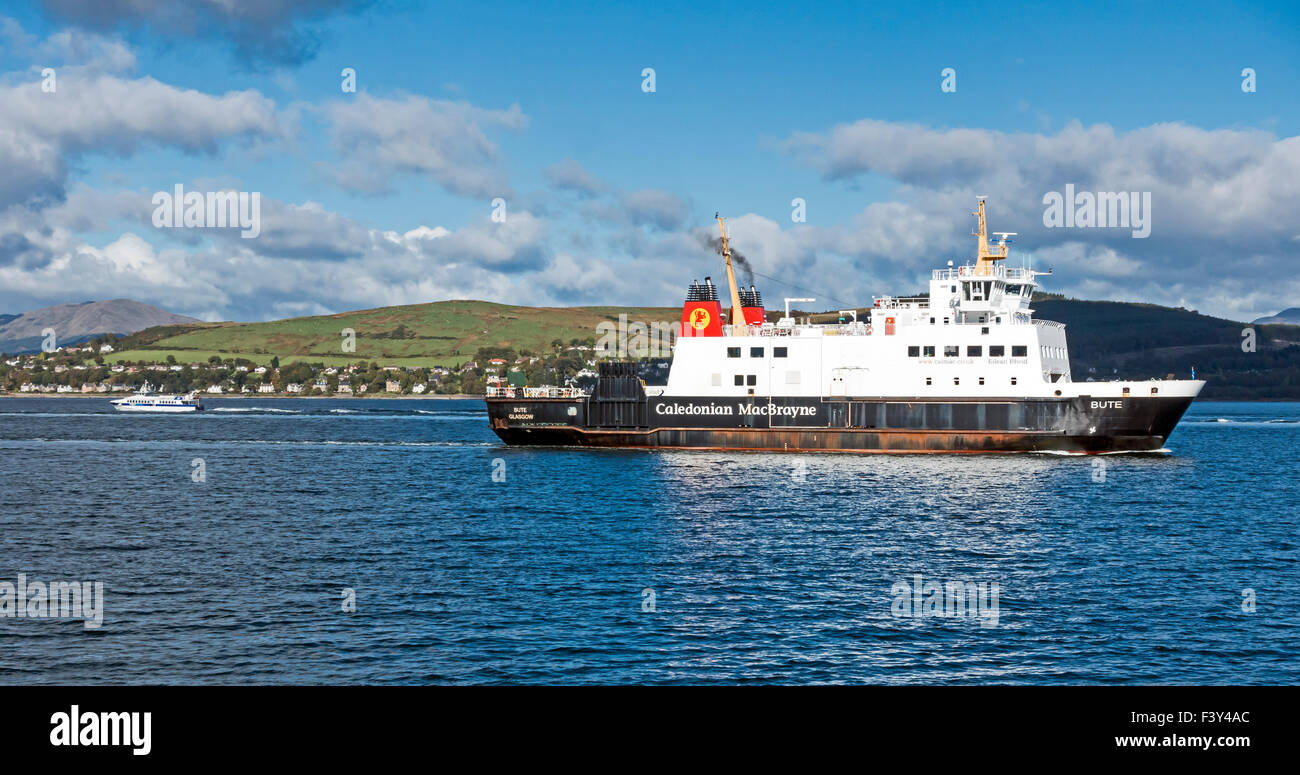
660, 199, 1202, 402
111, 383, 203, 412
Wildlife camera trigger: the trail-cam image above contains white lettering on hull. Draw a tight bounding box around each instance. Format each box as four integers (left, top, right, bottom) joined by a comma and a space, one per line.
655, 403, 817, 418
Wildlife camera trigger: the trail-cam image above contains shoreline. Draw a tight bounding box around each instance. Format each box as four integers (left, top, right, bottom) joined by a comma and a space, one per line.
0, 393, 484, 400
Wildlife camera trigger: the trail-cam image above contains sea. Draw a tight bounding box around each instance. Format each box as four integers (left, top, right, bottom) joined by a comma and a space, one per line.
0, 397, 1295, 685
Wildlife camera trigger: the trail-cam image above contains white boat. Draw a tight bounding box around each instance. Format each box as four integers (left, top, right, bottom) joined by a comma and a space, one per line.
111, 383, 203, 412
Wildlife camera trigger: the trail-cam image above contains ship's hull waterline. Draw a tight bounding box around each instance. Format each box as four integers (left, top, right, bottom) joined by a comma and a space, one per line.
487, 395, 1195, 453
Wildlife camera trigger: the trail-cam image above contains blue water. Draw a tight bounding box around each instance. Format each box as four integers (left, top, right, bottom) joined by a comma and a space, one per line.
0, 397, 1295, 684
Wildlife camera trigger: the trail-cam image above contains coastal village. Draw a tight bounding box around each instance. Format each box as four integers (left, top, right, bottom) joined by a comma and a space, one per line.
0, 333, 612, 397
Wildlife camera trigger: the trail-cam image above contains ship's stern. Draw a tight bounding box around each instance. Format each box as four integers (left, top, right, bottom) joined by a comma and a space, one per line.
486, 395, 587, 445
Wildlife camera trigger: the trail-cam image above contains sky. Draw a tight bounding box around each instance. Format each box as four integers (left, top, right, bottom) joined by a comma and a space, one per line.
0, 0, 1297, 323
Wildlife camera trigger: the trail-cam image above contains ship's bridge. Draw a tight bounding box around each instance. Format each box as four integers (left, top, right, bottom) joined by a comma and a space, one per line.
929, 262, 1043, 322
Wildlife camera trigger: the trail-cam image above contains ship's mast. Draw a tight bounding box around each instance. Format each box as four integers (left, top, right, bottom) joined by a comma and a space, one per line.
973, 197, 1010, 275
715, 213, 748, 336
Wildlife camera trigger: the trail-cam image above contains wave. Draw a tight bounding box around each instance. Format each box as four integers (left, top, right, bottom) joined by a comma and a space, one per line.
1029, 447, 1175, 455
211, 407, 302, 414
1191, 417, 1300, 426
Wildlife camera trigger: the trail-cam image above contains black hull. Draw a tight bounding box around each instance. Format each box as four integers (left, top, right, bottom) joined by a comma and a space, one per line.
486, 394, 1195, 453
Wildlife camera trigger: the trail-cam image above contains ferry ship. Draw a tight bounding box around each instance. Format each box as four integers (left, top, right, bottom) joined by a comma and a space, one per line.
111, 383, 203, 412
486, 200, 1203, 453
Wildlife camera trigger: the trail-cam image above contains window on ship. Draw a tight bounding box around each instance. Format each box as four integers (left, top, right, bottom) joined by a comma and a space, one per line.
774, 347, 788, 358
907, 346, 920, 357
989, 345, 1005, 357
923, 346, 936, 357
750, 347, 763, 357
1012, 345, 1027, 357
727, 347, 740, 358
967, 346, 982, 356
944, 345, 959, 357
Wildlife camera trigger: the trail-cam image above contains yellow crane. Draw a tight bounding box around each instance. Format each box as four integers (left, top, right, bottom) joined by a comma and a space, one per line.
715, 213, 748, 336
973, 198, 1014, 275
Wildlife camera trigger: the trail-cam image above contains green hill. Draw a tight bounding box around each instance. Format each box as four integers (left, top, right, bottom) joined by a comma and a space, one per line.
108, 300, 680, 368
1033, 299, 1300, 399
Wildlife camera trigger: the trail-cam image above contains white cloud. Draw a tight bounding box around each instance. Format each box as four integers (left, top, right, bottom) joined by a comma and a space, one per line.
783, 119, 1300, 320
322, 93, 526, 198
544, 159, 604, 196
0, 72, 284, 211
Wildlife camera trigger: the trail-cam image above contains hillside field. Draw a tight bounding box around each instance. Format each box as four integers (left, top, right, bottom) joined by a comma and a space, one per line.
112, 301, 680, 366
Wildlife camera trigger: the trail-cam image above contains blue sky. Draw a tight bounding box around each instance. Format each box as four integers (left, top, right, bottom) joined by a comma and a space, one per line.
0, 0, 1297, 322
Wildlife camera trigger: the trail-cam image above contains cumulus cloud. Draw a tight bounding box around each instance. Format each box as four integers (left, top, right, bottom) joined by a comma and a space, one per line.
619, 189, 689, 231
1, 17, 137, 74
783, 119, 1300, 320
38, 0, 371, 67
544, 159, 604, 196
0, 72, 285, 211
0, 190, 568, 320
322, 93, 526, 199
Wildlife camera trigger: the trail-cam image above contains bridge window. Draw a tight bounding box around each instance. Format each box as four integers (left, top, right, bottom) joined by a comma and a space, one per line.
1012, 345, 1027, 357
967, 346, 982, 356
944, 345, 959, 357
774, 347, 788, 358
750, 347, 763, 357
907, 346, 920, 357
989, 345, 1005, 357
727, 347, 740, 358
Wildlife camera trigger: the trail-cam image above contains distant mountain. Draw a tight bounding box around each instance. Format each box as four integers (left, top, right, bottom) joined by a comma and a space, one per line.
1253, 307, 1300, 325
0, 299, 200, 355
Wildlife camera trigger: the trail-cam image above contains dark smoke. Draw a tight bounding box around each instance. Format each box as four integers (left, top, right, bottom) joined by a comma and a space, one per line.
704, 236, 753, 287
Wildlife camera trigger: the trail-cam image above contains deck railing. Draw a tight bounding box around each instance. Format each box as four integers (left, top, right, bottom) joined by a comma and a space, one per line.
486, 385, 587, 398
